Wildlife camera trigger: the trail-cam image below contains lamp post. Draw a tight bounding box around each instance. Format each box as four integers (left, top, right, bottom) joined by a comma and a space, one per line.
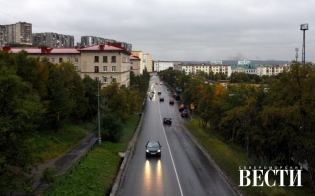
229, 93, 249, 159
96, 77, 101, 146
300, 23, 308, 65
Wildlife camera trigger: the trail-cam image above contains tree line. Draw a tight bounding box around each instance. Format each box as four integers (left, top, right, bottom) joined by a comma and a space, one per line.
160, 63, 315, 192
0, 50, 149, 195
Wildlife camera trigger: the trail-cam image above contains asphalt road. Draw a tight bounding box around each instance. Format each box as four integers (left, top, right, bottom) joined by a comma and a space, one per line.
117, 75, 238, 196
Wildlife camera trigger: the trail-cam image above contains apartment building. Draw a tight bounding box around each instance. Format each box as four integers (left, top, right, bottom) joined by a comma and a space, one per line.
80, 36, 132, 52
0, 22, 32, 47
154, 61, 176, 72
231, 64, 257, 74
256, 64, 290, 77
180, 63, 232, 77
2, 44, 132, 87
32, 32, 74, 48
131, 51, 144, 74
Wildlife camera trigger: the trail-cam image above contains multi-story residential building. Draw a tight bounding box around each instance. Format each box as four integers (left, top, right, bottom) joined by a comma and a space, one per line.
32, 32, 74, 48
154, 61, 177, 72
2, 44, 132, 87
0, 22, 32, 47
131, 51, 144, 74
179, 63, 232, 77
130, 55, 141, 76
144, 53, 153, 72
80, 36, 132, 52
256, 64, 290, 77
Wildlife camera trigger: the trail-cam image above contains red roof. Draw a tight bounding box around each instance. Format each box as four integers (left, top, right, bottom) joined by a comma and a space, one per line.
2, 44, 128, 54
130, 55, 140, 60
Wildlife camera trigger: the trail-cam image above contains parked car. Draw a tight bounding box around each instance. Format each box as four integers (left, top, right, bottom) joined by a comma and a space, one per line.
175, 95, 181, 100
169, 99, 175, 104
181, 109, 188, 117
179, 104, 185, 112
160, 97, 164, 102
163, 117, 172, 124
145, 140, 162, 157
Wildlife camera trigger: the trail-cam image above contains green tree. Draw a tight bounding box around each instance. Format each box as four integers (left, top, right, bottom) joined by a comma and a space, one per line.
0, 67, 44, 195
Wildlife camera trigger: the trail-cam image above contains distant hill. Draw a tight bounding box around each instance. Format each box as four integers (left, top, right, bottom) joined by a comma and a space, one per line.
181, 60, 291, 65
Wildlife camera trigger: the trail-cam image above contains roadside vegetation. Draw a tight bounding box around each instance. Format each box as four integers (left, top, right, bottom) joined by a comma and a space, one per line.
0, 50, 149, 195
160, 62, 315, 194
44, 114, 140, 196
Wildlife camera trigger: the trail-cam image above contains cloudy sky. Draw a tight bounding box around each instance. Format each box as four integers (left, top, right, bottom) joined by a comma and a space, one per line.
1, 0, 315, 61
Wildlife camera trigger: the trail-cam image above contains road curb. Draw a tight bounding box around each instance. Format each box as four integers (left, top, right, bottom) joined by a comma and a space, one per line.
110, 111, 145, 196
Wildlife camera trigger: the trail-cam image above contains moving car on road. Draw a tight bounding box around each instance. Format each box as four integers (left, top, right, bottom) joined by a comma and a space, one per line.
160, 97, 164, 102
179, 104, 185, 112
181, 109, 188, 117
158, 91, 161, 95
163, 117, 172, 124
169, 99, 175, 104
145, 140, 162, 157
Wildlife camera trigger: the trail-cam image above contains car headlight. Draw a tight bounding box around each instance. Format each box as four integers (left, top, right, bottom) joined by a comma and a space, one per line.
157, 150, 161, 152
146, 150, 149, 152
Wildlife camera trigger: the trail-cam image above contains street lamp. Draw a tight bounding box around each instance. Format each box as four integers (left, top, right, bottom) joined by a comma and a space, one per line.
96, 77, 101, 146
229, 93, 249, 159
300, 23, 308, 65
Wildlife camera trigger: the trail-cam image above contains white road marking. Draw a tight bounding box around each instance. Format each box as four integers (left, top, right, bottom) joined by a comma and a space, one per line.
158, 100, 184, 196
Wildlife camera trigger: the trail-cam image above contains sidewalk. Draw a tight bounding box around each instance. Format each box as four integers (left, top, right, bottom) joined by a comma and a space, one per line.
32, 133, 98, 194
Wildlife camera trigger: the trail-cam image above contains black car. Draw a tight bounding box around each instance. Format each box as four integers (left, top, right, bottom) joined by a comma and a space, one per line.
163, 117, 172, 124
145, 140, 162, 157
169, 99, 175, 104
181, 109, 188, 117
160, 97, 164, 102
158, 91, 161, 95
175, 95, 181, 100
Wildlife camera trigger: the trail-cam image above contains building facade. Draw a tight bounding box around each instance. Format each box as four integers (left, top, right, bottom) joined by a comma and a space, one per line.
0, 22, 32, 47
130, 55, 141, 76
80, 36, 132, 52
32, 32, 74, 48
2, 44, 132, 87
179, 63, 232, 77
154, 61, 176, 72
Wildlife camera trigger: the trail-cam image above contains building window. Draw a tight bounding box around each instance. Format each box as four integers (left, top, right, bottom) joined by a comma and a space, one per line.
103, 56, 108, 62
94, 56, 99, 63
59, 58, 63, 63
112, 66, 116, 72
74, 66, 78, 71
102, 77, 107, 83
51, 58, 55, 62
94, 66, 99, 73
111, 56, 116, 63
112, 77, 116, 82
130, 66, 133, 70
75, 57, 78, 63
103, 66, 107, 72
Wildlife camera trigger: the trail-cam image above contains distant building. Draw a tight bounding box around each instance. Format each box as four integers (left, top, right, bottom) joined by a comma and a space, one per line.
32, 32, 74, 48
131, 51, 153, 73
154, 61, 176, 72
256, 64, 290, 77
231, 64, 257, 74
210, 60, 223, 65
0, 22, 32, 47
178, 63, 232, 77
80, 36, 132, 51
238, 60, 251, 65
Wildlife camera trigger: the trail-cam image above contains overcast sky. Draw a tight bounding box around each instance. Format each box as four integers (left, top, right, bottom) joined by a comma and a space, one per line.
1, 0, 315, 61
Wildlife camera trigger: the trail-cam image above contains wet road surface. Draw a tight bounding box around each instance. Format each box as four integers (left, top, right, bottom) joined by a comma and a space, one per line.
117, 75, 238, 196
